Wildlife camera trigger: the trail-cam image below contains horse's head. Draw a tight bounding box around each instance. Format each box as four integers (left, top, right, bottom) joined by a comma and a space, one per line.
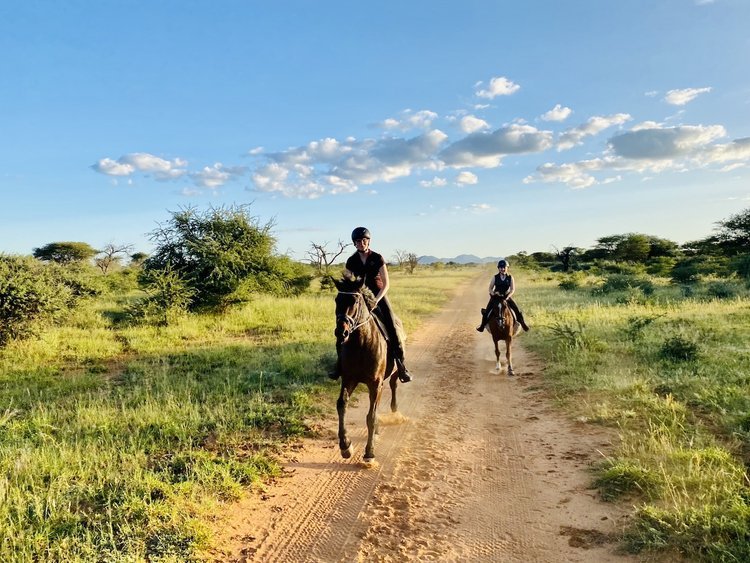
333, 276, 370, 344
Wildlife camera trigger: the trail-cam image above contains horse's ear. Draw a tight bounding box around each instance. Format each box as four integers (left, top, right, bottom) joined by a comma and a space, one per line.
333, 277, 345, 291
355, 277, 365, 290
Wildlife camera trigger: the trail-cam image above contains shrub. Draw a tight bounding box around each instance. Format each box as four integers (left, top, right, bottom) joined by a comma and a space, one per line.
705, 281, 740, 300
659, 336, 700, 362
144, 205, 312, 310
129, 266, 194, 326
0, 255, 86, 345
558, 274, 582, 291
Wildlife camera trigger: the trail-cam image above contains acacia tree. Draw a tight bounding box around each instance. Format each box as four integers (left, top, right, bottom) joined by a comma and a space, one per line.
95, 243, 134, 274
715, 207, 750, 256
307, 240, 349, 275
33, 242, 97, 264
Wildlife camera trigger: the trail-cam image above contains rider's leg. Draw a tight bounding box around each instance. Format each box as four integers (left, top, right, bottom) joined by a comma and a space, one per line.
376, 298, 413, 383
477, 296, 499, 332
507, 298, 529, 331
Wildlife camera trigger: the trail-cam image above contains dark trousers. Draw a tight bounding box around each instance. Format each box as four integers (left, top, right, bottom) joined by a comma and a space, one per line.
372, 296, 406, 362
480, 296, 525, 327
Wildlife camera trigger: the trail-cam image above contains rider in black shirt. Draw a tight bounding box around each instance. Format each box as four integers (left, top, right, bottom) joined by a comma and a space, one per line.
330, 227, 413, 383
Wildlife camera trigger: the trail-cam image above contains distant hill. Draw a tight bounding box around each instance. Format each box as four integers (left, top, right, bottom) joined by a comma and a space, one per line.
418, 255, 502, 265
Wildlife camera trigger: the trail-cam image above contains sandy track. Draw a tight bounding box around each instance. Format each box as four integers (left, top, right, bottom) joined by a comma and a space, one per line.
210, 275, 637, 562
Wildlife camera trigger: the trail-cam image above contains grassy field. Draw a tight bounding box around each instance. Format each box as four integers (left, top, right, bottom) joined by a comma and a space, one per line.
3, 264, 749, 561
0, 267, 478, 561
517, 268, 750, 562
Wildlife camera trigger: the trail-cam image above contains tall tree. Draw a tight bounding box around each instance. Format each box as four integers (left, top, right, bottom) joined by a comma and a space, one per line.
33, 242, 97, 264
715, 207, 750, 256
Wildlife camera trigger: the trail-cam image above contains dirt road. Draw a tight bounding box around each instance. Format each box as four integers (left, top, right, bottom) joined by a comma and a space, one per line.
211, 274, 637, 562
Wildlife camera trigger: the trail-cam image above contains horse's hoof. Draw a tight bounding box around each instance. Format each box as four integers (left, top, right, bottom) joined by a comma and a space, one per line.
508, 369, 514, 376
341, 445, 353, 459
363, 455, 375, 464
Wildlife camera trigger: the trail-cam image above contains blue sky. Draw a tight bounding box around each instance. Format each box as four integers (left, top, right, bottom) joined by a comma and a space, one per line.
2, 0, 749, 262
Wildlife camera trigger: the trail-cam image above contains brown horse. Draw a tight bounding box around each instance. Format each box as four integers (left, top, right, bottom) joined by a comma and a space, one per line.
333, 276, 399, 463
486, 299, 517, 375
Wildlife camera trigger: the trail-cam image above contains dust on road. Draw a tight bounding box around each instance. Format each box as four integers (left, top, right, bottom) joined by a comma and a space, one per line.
210, 274, 637, 562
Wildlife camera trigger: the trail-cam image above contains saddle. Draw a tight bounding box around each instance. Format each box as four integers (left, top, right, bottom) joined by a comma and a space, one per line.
482, 303, 519, 331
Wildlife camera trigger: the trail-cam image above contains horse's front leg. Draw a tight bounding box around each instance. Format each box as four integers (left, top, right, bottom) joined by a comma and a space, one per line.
494, 338, 501, 372
337, 384, 354, 458
364, 383, 382, 463
506, 339, 514, 376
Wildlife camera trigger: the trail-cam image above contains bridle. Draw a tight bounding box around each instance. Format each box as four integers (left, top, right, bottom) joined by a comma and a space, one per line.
335, 290, 373, 343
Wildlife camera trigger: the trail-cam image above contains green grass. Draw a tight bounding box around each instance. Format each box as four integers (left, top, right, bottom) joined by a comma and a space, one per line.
0, 266, 477, 561
520, 269, 750, 561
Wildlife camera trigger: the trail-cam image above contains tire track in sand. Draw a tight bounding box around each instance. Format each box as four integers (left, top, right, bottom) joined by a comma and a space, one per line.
215, 274, 638, 562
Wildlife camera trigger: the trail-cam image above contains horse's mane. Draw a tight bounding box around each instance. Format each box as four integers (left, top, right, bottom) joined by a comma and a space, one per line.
337, 274, 378, 311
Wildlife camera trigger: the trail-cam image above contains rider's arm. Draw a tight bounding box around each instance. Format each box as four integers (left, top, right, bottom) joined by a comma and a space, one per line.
374, 263, 389, 302
488, 277, 496, 297
505, 276, 516, 299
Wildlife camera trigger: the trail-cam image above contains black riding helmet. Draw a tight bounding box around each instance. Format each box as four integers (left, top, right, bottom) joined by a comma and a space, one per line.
497, 259, 509, 268
351, 227, 371, 241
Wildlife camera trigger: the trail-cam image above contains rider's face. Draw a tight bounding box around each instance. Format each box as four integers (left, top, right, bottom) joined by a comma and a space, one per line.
354, 238, 370, 252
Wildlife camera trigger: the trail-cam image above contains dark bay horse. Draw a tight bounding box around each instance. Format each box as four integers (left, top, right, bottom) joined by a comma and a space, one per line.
486, 299, 517, 375
333, 276, 399, 463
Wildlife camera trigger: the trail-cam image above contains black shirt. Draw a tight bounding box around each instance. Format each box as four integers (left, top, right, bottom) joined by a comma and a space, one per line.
345, 250, 385, 294
493, 273, 512, 296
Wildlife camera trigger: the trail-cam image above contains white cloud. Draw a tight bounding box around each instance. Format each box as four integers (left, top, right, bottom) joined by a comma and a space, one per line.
191, 163, 246, 189
379, 109, 438, 131
248, 147, 264, 155
251, 130, 449, 197
557, 113, 632, 150
541, 104, 572, 122
92, 152, 187, 180
92, 158, 134, 176
608, 124, 726, 159
460, 115, 490, 134
476, 76, 520, 99
440, 124, 553, 168
664, 87, 712, 106
525, 124, 750, 189
420, 176, 448, 188
456, 171, 478, 185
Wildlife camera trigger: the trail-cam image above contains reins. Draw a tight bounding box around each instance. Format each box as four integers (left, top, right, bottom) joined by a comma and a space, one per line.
336, 291, 373, 334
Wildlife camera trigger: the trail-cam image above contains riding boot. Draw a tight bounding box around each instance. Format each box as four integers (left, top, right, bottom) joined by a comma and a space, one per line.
517, 312, 530, 332
476, 308, 490, 332
395, 358, 413, 383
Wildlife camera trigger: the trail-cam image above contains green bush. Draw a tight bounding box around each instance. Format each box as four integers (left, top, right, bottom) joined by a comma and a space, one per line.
129, 266, 194, 326
144, 205, 312, 310
0, 255, 89, 345
659, 336, 700, 362
705, 281, 740, 300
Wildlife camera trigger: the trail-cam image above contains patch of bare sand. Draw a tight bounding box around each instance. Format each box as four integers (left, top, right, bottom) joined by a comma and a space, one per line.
206, 275, 641, 562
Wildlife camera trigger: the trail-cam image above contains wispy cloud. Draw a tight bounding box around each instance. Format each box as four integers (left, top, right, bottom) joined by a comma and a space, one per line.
440, 124, 553, 168
378, 109, 438, 131
557, 114, 632, 151
664, 87, 712, 106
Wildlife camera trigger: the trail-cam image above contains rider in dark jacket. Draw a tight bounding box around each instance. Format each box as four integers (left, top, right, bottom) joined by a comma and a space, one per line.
330, 227, 413, 383
476, 259, 530, 333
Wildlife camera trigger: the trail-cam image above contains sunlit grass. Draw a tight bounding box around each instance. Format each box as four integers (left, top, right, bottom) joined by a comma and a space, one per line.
521, 269, 750, 561
0, 265, 478, 560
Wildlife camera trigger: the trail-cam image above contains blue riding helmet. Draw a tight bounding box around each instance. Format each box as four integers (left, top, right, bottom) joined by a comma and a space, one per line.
497, 259, 508, 268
